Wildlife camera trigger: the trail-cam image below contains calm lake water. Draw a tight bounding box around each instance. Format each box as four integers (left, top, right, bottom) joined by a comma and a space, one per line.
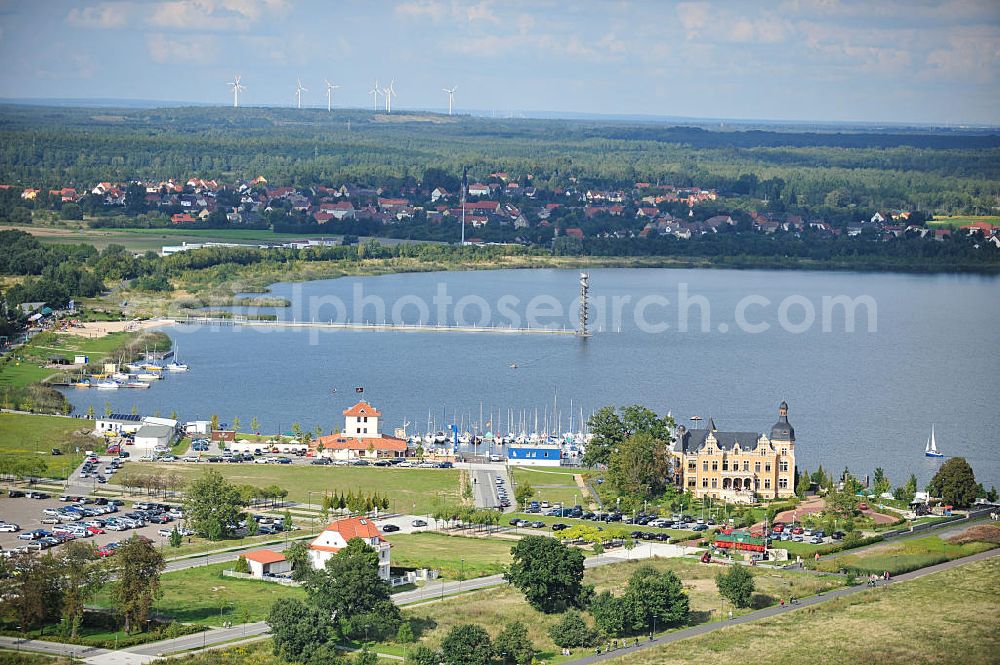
65, 268, 1000, 488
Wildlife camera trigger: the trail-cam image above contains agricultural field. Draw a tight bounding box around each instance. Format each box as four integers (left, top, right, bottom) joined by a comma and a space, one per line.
125, 462, 461, 515
0, 412, 91, 478
926, 215, 1000, 229
813, 531, 998, 575
387, 531, 513, 579
607, 556, 1000, 665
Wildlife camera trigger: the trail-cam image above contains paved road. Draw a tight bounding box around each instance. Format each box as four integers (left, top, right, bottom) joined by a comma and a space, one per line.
0, 636, 113, 662
564, 547, 1000, 664
472, 467, 501, 508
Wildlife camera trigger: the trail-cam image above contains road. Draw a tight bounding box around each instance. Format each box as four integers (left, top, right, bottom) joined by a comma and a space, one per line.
564, 547, 1000, 664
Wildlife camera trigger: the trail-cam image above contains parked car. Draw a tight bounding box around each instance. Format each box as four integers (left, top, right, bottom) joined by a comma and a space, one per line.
0, 523, 20, 532
381, 524, 400, 533
157, 528, 174, 537
551, 523, 568, 531
692, 524, 709, 532
411, 519, 428, 527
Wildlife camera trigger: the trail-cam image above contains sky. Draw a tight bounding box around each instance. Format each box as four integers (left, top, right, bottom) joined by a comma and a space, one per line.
0, 0, 998, 125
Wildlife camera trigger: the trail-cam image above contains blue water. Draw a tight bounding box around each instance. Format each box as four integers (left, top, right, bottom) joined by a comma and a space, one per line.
65, 268, 1000, 488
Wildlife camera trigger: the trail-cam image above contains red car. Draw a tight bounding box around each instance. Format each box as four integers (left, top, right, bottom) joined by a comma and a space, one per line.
772, 525, 784, 533
86, 526, 105, 535
859, 502, 869, 511
791, 526, 804, 535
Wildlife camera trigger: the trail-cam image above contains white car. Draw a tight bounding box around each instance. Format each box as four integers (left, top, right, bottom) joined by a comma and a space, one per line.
254, 457, 270, 464
183, 456, 199, 463
157, 528, 174, 537
0, 523, 20, 532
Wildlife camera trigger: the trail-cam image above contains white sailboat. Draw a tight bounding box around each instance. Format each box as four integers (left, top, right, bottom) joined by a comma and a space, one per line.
925, 425, 944, 458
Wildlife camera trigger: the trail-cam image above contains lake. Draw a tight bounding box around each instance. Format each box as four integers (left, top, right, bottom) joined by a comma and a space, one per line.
64, 268, 1000, 488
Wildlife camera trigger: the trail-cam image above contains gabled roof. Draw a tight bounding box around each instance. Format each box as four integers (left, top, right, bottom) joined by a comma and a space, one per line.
326, 516, 384, 540
315, 434, 407, 452
241, 549, 286, 564
343, 401, 381, 418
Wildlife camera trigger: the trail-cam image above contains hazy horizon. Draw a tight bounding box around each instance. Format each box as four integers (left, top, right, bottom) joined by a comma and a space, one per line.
0, 1, 998, 125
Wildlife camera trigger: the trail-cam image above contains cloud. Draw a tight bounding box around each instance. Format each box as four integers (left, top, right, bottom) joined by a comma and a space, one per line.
148, 0, 288, 32
676, 2, 710, 39
727, 17, 788, 44
395, 0, 497, 24
924, 30, 1000, 81
395, 0, 450, 21
66, 3, 128, 29
146, 32, 220, 63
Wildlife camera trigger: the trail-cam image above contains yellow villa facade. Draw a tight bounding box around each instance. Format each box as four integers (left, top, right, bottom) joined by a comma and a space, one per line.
669, 401, 796, 503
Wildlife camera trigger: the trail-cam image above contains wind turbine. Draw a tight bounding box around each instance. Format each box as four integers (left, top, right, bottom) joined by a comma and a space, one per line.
295, 78, 308, 109
324, 80, 341, 112
443, 85, 457, 115
382, 79, 396, 113
369, 79, 381, 112
228, 75, 245, 108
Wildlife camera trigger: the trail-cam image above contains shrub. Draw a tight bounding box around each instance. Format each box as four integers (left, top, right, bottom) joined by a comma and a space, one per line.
234, 556, 250, 574
548, 610, 595, 648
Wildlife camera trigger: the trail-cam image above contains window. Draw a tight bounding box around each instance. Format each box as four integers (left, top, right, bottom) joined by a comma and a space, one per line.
688, 478, 696, 488
754, 461, 761, 473
363, 416, 368, 423
711, 478, 718, 488
722, 460, 729, 471
765, 479, 771, 489
702, 478, 708, 488
780, 448, 786, 456
765, 463, 771, 472
711, 461, 718, 471
778, 478, 788, 489
779, 461, 789, 472
743, 461, 750, 472
702, 461, 709, 472
688, 461, 697, 471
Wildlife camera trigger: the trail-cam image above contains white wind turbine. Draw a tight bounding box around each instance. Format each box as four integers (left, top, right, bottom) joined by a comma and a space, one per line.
228, 75, 245, 108
324, 80, 341, 112
295, 78, 308, 109
443, 85, 457, 115
369, 79, 381, 111
382, 79, 396, 113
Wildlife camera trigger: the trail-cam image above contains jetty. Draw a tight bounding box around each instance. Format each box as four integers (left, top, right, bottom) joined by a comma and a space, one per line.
174, 315, 580, 335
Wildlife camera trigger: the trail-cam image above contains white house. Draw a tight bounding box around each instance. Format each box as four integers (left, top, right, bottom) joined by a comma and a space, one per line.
133, 425, 175, 453
308, 517, 391, 580
467, 183, 491, 197
95, 414, 144, 436
314, 401, 408, 461
240, 549, 291, 578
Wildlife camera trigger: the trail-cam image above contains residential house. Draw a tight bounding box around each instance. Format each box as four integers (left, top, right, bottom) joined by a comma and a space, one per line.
308, 517, 391, 580
430, 187, 450, 203
314, 401, 408, 461
240, 550, 291, 579
467, 183, 491, 197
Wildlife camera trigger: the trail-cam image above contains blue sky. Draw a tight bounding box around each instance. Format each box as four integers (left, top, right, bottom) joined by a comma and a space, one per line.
0, 0, 998, 124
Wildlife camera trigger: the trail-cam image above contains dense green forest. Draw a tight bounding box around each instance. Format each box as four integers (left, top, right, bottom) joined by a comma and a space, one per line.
1, 104, 997, 215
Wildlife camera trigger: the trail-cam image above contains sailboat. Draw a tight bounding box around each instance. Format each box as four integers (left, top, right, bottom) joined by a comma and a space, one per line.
166, 345, 188, 372
925, 425, 944, 458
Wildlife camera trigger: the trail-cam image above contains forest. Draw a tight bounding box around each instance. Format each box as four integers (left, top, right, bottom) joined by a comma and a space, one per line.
1, 104, 998, 215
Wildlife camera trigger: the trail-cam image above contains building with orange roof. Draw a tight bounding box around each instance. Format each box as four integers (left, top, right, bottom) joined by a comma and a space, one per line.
239, 549, 291, 578
314, 401, 409, 461
308, 516, 390, 578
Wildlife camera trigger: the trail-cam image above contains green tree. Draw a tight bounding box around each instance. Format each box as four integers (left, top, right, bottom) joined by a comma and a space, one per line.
405, 645, 441, 665
584, 404, 674, 466
504, 535, 588, 613
4, 552, 65, 633
251, 416, 259, 433
112, 536, 165, 633
104, 401, 112, 417
284, 540, 313, 582
353, 646, 378, 665
873, 467, 891, 497
59, 541, 108, 639
396, 620, 415, 644
548, 609, 595, 648
86, 404, 95, 419
439, 624, 494, 665
494, 621, 534, 665
623, 565, 689, 632
514, 482, 535, 510
715, 564, 755, 609
232, 416, 240, 435
246, 516, 260, 537
210, 414, 219, 432
590, 591, 630, 636
169, 526, 182, 548
607, 431, 671, 499
183, 469, 245, 540
234, 555, 250, 574
928, 457, 978, 508
267, 597, 335, 663
305, 537, 401, 640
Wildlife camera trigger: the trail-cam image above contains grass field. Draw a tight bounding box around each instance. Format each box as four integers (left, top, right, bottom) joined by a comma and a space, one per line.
387, 532, 513, 579
512, 467, 587, 508
0, 412, 91, 478
94, 562, 306, 627
0, 650, 73, 665
607, 556, 1000, 665
506, 512, 701, 542
395, 556, 843, 661
126, 462, 461, 514
927, 215, 1000, 229
813, 533, 996, 575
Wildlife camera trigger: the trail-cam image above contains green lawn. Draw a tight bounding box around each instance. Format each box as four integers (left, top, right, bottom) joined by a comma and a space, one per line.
607, 556, 1000, 665
0, 650, 74, 665
125, 463, 461, 514
94, 562, 306, 627
813, 534, 996, 575
387, 532, 513, 579
512, 467, 587, 508
0, 412, 91, 478
927, 215, 1000, 229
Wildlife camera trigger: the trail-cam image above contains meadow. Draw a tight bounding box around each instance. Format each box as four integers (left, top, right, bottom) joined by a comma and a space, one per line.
0, 412, 90, 478
813, 533, 997, 575
386, 531, 513, 579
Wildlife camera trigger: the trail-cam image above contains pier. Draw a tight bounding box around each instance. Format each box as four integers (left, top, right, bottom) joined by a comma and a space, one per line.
174, 315, 581, 335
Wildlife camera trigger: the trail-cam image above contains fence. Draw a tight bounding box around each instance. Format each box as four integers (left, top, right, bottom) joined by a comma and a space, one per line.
222, 569, 301, 586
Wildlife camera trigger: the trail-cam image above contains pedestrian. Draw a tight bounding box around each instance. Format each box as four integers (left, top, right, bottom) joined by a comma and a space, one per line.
728, 609, 734, 620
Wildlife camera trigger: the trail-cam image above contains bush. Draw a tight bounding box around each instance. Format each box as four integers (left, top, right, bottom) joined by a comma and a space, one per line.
234, 556, 250, 574
716, 564, 755, 608
548, 610, 595, 648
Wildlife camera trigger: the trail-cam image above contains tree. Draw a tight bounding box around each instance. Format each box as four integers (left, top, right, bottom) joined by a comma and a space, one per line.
396, 620, 415, 643
353, 646, 378, 665
715, 564, 755, 609
584, 404, 674, 466
305, 537, 401, 640
495, 621, 534, 665
112, 536, 165, 633
405, 645, 441, 665
232, 416, 240, 435
827, 488, 859, 517
169, 526, 182, 548
439, 624, 494, 665
623, 565, 689, 632
284, 541, 313, 581
268, 597, 335, 663
514, 482, 535, 510
251, 416, 259, 433
59, 541, 108, 638
607, 431, 671, 499
505, 536, 587, 613
184, 469, 245, 540
895, 473, 918, 503
86, 404, 95, 419
234, 555, 251, 574
104, 401, 112, 417
590, 591, 630, 636
3, 552, 65, 633
929, 457, 978, 508
548, 610, 595, 648
873, 467, 891, 497
210, 414, 219, 432
246, 516, 260, 537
